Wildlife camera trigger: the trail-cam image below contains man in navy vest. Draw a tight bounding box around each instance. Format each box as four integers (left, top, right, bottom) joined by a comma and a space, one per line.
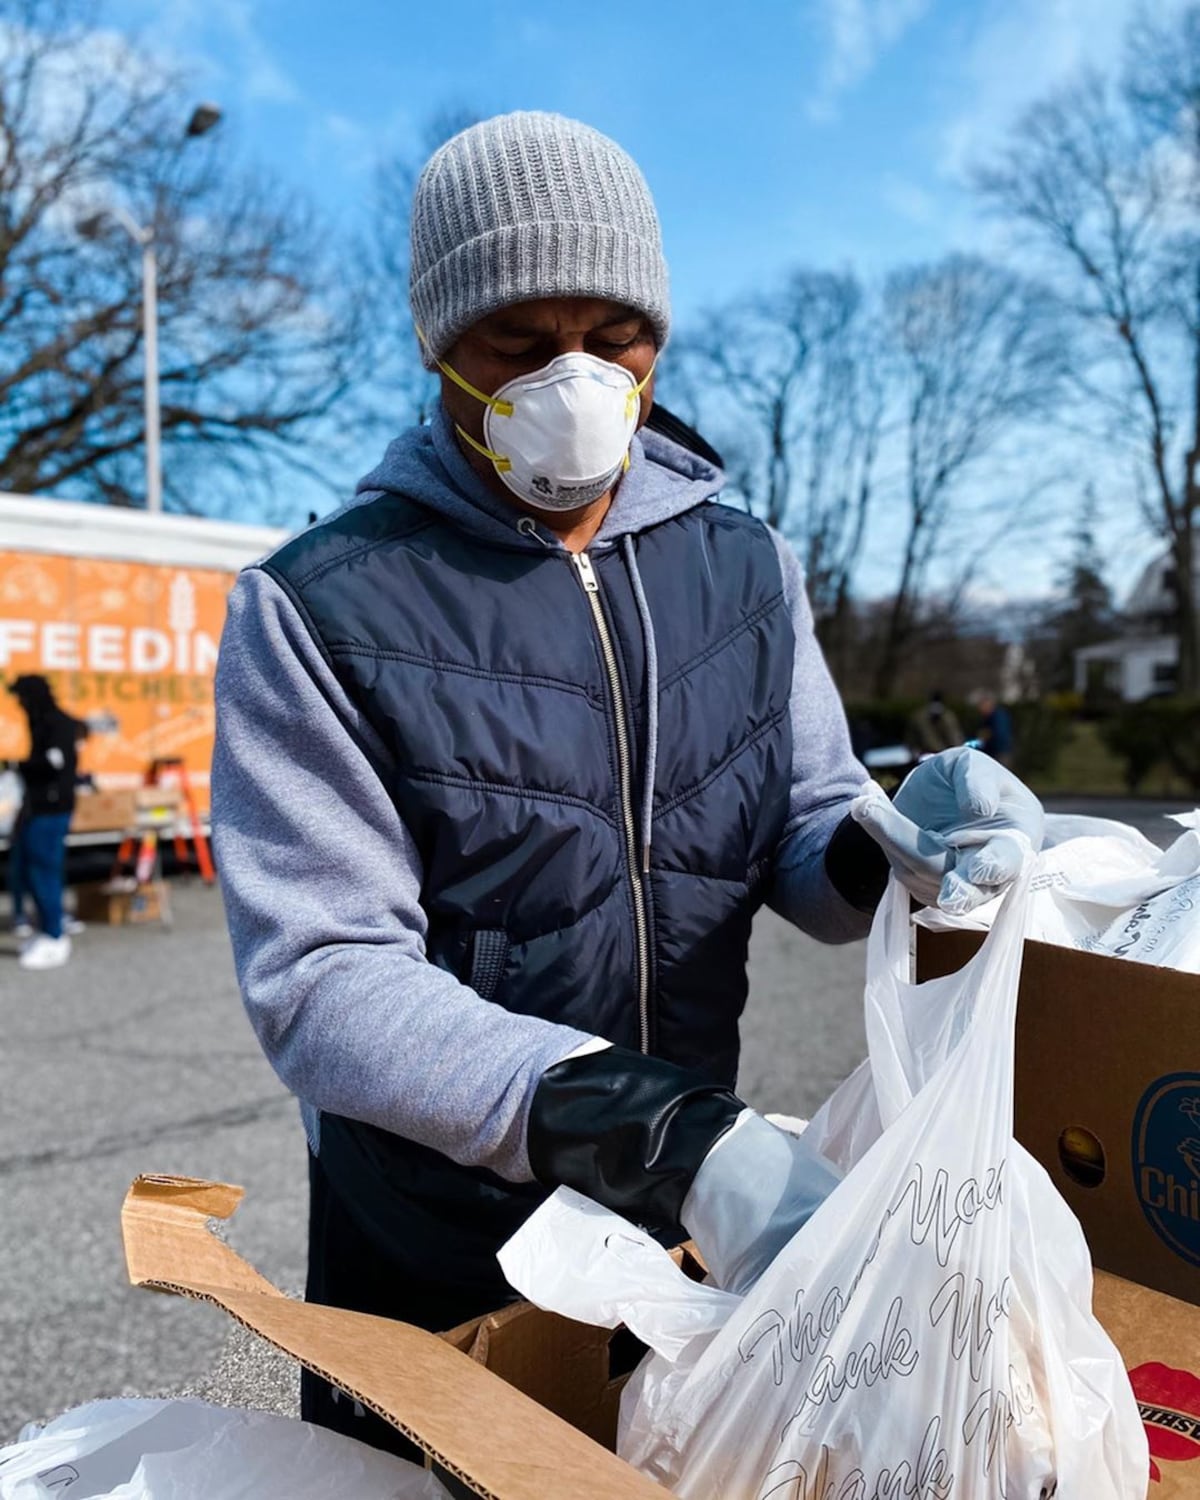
213, 111, 1043, 1455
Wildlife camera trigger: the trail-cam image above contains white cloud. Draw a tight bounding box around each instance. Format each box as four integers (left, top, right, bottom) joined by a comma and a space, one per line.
323, 111, 361, 143
301, 109, 378, 180
880, 171, 939, 225
113, 0, 303, 108
217, 0, 300, 105
808, 0, 933, 120
937, 0, 1151, 183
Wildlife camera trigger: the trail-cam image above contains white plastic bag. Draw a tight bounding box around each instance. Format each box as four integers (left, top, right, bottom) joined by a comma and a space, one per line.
0, 1398, 448, 1499
916, 812, 1200, 969
0, 769, 22, 839
1078, 871, 1200, 969
502, 873, 1149, 1499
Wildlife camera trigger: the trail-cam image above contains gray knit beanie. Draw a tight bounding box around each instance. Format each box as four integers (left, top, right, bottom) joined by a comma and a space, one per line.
410, 111, 670, 366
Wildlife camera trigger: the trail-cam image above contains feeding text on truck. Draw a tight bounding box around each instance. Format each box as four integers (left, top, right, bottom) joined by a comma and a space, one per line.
0, 492, 286, 817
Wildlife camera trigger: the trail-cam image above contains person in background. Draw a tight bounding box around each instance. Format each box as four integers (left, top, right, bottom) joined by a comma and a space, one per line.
907, 689, 964, 757
7, 675, 88, 970
213, 111, 1047, 1459
977, 691, 1015, 768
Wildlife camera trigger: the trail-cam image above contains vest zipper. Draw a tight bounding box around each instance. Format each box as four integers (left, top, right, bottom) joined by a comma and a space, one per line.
570, 549, 651, 1054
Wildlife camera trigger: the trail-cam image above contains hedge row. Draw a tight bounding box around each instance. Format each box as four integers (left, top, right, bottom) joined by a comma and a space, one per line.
845, 697, 1200, 791
1099, 699, 1200, 793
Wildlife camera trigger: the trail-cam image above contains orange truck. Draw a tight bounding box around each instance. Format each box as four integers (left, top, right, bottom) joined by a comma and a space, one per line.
0, 492, 286, 839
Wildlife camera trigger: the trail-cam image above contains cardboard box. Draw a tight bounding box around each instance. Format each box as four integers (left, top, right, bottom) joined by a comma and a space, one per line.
915, 929, 1200, 1309
1094, 1272, 1200, 1492
134, 786, 182, 827
122, 1176, 663, 1500
122, 1174, 1200, 1498
74, 878, 167, 926
70, 788, 138, 833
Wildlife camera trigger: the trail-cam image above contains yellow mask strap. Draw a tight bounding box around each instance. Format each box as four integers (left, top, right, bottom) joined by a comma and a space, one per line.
625, 359, 657, 421
415, 327, 515, 418
456, 422, 512, 473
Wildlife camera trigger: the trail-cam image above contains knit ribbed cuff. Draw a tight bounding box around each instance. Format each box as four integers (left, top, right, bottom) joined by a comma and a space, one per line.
412, 220, 670, 366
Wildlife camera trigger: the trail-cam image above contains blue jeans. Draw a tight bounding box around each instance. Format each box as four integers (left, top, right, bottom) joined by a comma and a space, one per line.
9, 812, 71, 940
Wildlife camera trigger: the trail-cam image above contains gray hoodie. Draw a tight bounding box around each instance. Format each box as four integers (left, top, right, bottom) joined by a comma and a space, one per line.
211, 407, 871, 1183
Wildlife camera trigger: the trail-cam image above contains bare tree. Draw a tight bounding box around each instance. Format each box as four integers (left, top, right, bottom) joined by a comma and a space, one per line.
0, 0, 364, 514
873, 255, 1067, 697
663, 270, 883, 656
977, 5, 1200, 691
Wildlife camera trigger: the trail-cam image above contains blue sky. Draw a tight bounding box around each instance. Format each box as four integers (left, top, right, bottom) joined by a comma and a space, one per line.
99, 0, 1167, 598
106, 0, 1147, 316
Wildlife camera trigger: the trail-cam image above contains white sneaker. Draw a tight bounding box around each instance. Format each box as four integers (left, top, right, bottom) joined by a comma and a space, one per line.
18, 935, 71, 970
11, 919, 33, 941
63, 916, 86, 937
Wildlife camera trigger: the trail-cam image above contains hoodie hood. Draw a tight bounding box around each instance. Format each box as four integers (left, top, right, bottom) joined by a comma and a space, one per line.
353, 403, 725, 552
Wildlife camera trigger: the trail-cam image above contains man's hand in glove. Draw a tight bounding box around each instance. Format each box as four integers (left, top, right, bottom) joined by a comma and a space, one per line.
850, 745, 1043, 915
679, 1111, 839, 1294
528, 1046, 839, 1296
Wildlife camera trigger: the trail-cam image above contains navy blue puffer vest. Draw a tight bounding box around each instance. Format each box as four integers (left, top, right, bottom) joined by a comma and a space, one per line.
262, 489, 794, 1287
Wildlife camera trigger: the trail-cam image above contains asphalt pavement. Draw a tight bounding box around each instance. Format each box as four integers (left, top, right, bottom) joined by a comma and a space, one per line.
0, 794, 1188, 1441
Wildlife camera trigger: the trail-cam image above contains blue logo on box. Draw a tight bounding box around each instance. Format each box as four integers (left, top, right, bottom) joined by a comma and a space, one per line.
1132, 1073, 1200, 1269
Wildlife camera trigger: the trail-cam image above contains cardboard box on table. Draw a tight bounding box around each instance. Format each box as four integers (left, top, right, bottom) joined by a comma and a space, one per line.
72, 784, 180, 924
134, 785, 182, 825
69, 784, 181, 836
119, 937, 1200, 1499
70, 788, 138, 833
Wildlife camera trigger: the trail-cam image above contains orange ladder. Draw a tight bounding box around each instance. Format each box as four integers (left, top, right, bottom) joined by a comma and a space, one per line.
143, 757, 216, 884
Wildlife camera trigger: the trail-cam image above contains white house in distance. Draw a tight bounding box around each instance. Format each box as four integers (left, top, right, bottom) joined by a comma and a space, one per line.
1074, 548, 1186, 701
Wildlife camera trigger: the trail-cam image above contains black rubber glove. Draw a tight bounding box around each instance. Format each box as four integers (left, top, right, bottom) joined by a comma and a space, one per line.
527, 1046, 744, 1230
824, 811, 891, 913
527, 1046, 842, 1294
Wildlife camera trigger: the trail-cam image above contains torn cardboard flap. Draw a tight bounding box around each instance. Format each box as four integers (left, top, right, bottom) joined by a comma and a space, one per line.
121, 1175, 668, 1500
121, 1174, 277, 1299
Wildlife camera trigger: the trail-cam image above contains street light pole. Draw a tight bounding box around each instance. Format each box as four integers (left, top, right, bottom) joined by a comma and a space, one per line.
140, 232, 162, 514
103, 208, 162, 512
81, 204, 162, 511
76, 102, 221, 514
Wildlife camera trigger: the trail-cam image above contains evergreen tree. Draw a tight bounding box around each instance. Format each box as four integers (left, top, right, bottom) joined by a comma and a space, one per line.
1038, 490, 1116, 694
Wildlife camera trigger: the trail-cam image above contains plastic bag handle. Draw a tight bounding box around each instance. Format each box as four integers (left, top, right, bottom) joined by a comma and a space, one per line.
866, 862, 1034, 1127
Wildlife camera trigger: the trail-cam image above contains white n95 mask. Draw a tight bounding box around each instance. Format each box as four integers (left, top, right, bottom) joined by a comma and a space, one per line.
432, 347, 654, 512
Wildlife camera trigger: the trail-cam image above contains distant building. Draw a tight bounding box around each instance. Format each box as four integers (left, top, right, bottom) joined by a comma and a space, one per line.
1073, 549, 1186, 701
